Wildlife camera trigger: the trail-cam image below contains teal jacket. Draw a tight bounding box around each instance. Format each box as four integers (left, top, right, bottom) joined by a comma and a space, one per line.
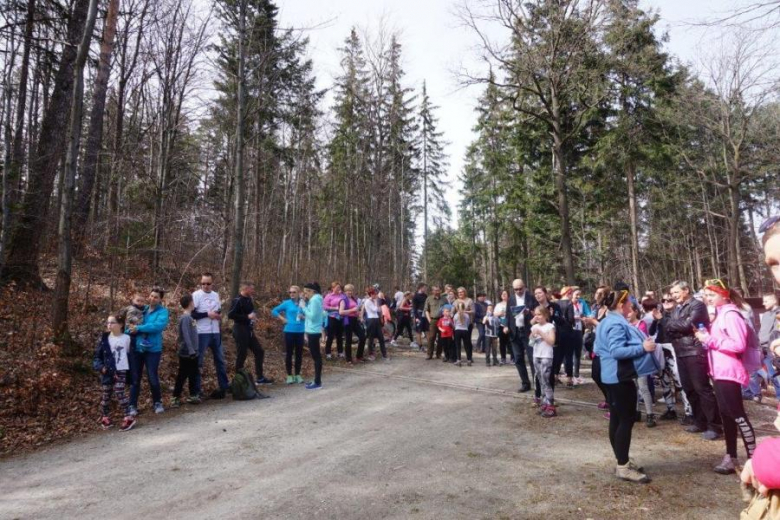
271, 299, 305, 334
134, 304, 170, 353
303, 294, 324, 335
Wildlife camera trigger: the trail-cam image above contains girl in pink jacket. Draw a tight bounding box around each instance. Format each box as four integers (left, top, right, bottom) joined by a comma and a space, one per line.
695, 278, 756, 476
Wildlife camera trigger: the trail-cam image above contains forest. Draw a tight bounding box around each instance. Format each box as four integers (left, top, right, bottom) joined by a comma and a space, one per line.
0, 0, 779, 342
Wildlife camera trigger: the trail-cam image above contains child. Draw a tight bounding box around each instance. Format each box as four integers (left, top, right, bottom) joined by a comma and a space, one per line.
483, 305, 499, 366
453, 302, 472, 366
173, 295, 201, 407
93, 314, 136, 431
438, 308, 455, 363
530, 306, 557, 418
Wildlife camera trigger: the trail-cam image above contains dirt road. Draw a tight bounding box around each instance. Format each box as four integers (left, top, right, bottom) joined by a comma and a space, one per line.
0, 351, 755, 519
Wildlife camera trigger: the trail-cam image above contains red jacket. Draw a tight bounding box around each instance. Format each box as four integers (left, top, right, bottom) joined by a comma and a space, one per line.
438, 318, 454, 338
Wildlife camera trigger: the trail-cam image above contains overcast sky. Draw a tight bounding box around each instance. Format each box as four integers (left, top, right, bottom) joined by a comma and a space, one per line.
275, 0, 759, 220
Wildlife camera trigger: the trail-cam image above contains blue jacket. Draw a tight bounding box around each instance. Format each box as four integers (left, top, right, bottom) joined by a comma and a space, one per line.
133, 304, 169, 353
303, 294, 324, 335
271, 299, 305, 334
577, 298, 592, 318
93, 332, 117, 385
594, 311, 656, 384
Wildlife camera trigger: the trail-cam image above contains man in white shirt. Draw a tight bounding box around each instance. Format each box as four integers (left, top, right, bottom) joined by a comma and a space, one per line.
192, 272, 229, 399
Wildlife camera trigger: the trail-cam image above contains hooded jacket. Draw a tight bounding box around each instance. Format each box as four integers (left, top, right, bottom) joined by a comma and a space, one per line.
303, 294, 324, 335
594, 311, 657, 384
703, 303, 749, 386
133, 305, 170, 353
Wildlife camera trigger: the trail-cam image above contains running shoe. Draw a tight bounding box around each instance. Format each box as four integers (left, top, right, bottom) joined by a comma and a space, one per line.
701, 430, 721, 441
286, 375, 295, 385
186, 395, 202, 404
659, 409, 677, 421
615, 463, 651, 484
256, 376, 274, 385
326, 354, 333, 360
338, 353, 345, 359
714, 454, 736, 475
597, 401, 609, 410
153, 402, 165, 414
128, 405, 139, 417
294, 375, 304, 384
454, 360, 462, 367
467, 360, 472, 367
170, 397, 182, 408
390, 340, 398, 347
119, 416, 137, 432
645, 414, 657, 428
541, 405, 557, 418
367, 355, 376, 362
305, 382, 322, 390
99, 416, 113, 430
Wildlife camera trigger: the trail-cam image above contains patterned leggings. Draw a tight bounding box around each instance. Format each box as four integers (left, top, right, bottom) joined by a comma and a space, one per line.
101, 371, 129, 417
658, 344, 692, 416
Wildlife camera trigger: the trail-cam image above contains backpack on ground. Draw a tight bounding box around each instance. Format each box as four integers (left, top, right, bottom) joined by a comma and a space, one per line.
230, 368, 258, 400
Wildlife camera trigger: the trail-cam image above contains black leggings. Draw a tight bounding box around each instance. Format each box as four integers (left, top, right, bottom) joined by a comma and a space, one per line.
344, 321, 365, 362
173, 356, 198, 398
307, 333, 322, 385
395, 315, 413, 341
591, 356, 609, 401
285, 332, 304, 375
713, 380, 756, 459
605, 381, 638, 465
566, 330, 583, 378
454, 329, 472, 361
325, 317, 344, 356
233, 325, 265, 379
499, 330, 509, 361
363, 318, 387, 358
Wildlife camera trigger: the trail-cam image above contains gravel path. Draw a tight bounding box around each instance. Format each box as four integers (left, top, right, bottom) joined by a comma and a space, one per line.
0, 351, 752, 519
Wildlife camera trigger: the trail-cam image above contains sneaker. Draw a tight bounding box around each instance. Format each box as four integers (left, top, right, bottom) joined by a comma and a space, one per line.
499, 359, 506, 366
442, 357, 448, 363
326, 354, 333, 360
492, 359, 498, 366
518, 384, 531, 393
628, 459, 644, 472
714, 454, 736, 475
171, 397, 182, 408
701, 430, 721, 441
210, 389, 226, 399
467, 360, 472, 367
598, 401, 609, 410
286, 375, 295, 385
410, 342, 419, 349
128, 406, 139, 417
680, 414, 695, 426
382, 356, 390, 361
99, 416, 113, 430
186, 395, 202, 404
153, 402, 165, 414
119, 416, 137, 432
425, 356, 433, 360
294, 375, 304, 384
645, 414, 657, 428
338, 353, 346, 359
533, 397, 541, 407
305, 382, 322, 390
256, 376, 274, 385
541, 405, 557, 418
367, 355, 376, 362
390, 340, 398, 347
615, 463, 651, 484
685, 425, 704, 434
659, 409, 678, 421
454, 360, 462, 367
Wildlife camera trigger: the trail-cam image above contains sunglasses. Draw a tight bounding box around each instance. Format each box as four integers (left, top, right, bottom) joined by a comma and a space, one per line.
662, 299, 673, 303
201, 282, 212, 286
704, 278, 727, 290
759, 215, 780, 234
288, 291, 297, 294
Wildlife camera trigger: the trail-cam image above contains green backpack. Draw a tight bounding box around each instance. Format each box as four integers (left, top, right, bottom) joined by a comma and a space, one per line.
230, 368, 258, 400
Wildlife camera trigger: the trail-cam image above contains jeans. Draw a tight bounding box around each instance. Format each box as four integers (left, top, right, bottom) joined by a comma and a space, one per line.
130, 350, 162, 407
485, 337, 498, 363
605, 381, 638, 465
285, 332, 305, 375
233, 324, 265, 379
678, 354, 721, 431
475, 323, 487, 353
325, 317, 344, 356
307, 333, 323, 384
714, 380, 756, 459
196, 333, 229, 393
510, 331, 531, 386
173, 356, 199, 398
745, 355, 780, 398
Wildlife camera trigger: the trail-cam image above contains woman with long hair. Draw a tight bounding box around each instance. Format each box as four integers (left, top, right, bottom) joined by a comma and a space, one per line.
323, 282, 347, 360
594, 284, 657, 484
340, 284, 365, 364
494, 290, 510, 365
695, 278, 757, 475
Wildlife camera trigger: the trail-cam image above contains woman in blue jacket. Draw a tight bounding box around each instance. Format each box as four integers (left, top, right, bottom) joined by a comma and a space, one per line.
272, 285, 306, 385
302, 282, 325, 390
594, 284, 657, 484
128, 287, 170, 414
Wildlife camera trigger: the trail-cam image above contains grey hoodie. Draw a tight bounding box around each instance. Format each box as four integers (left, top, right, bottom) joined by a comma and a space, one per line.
177, 314, 199, 357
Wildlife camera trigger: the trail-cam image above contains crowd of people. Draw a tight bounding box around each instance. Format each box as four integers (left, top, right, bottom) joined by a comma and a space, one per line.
91, 216, 780, 511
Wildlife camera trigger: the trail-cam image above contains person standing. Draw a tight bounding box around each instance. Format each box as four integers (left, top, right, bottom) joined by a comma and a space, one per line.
455, 287, 476, 357
271, 286, 306, 384
474, 293, 488, 354
424, 286, 446, 360
595, 285, 657, 484
412, 284, 429, 350
172, 295, 201, 407
666, 280, 722, 440
340, 284, 365, 364
128, 287, 169, 414
748, 293, 780, 401
494, 290, 510, 365
392, 292, 414, 346
302, 283, 325, 389
228, 281, 273, 390
507, 279, 537, 392
192, 273, 229, 399
323, 282, 347, 360
361, 287, 388, 361
650, 293, 693, 422
556, 286, 581, 387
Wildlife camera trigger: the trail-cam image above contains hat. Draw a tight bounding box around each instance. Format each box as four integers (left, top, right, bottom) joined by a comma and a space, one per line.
303, 282, 321, 293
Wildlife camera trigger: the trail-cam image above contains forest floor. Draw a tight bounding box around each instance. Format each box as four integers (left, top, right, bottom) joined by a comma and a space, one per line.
2, 345, 777, 520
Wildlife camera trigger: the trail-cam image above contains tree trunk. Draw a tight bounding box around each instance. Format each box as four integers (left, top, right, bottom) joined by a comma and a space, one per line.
626, 161, 641, 293
52, 0, 100, 338
230, 0, 247, 298
74, 0, 121, 241
1, 0, 91, 287
552, 132, 575, 284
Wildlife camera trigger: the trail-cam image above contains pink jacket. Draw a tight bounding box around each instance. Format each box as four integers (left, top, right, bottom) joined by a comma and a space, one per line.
704, 303, 749, 386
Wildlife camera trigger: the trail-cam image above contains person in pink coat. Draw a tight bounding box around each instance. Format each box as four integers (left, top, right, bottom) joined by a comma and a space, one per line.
695, 278, 757, 476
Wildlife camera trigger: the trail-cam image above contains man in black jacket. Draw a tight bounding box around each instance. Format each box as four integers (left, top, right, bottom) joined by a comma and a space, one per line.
665, 281, 721, 439
508, 279, 538, 392
228, 282, 273, 392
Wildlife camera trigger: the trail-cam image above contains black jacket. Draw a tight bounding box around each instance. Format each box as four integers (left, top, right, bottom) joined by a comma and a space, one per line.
649, 312, 672, 344
666, 298, 710, 358
92, 332, 117, 385
508, 291, 538, 338
228, 295, 255, 327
